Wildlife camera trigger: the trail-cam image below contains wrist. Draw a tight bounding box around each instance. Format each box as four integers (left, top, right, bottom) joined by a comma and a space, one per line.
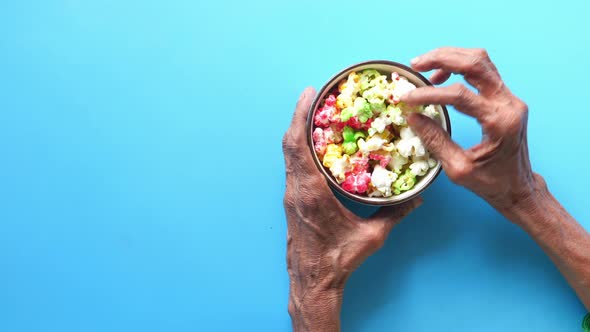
497, 173, 555, 232
288, 282, 344, 332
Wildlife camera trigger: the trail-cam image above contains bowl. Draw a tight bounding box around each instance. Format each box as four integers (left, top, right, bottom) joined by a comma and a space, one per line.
306, 60, 451, 206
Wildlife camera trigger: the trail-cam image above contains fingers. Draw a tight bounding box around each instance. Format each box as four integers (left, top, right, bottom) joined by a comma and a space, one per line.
406, 112, 467, 170
289, 87, 316, 138
429, 69, 452, 85
370, 196, 424, 232
401, 83, 488, 120
282, 87, 318, 176
411, 47, 505, 96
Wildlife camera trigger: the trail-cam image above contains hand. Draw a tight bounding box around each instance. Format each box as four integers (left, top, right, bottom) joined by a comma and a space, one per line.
401, 47, 542, 215
282, 87, 421, 331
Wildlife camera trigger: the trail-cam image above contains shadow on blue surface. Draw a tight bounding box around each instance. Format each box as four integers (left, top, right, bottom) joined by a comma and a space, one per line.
337, 177, 583, 331
337, 179, 459, 331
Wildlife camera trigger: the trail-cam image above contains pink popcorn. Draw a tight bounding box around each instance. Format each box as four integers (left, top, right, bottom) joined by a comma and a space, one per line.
345, 117, 373, 130
312, 127, 327, 156
342, 171, 371, 194
314, 95, 339, 127
322, 127, 343, 144
325, 94, 337, 107
369, 153, 391, 168
350, 153, 369, 174
392, 72, 400, 81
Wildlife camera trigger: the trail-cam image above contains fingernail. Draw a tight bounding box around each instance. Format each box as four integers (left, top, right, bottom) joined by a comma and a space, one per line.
299, 89, 307, 102
410, 57, 420, 65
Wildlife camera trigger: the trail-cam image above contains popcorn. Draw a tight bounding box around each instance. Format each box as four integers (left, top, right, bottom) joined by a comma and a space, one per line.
396, 127, 427, 158
358, 135, 388, 153
388, 150, 409, 174
409, 159, 430, 176
350, 153, 370, 174
341, 126, 366, 155
337, 72, 360, 109
370, 165, 398, 197
314, 95, 341, 127
384, 105, 406, 126
369, 151, 392, 168
388, 77, 416, 104
323, 144, 342, 168
312, 68, 441, 196
312, 127, 328, 156
409, 156, 438, 176
342, 171, 371, 194
393, 170, 417, 195
329, 155, 351, 183
423, 105, 439, 119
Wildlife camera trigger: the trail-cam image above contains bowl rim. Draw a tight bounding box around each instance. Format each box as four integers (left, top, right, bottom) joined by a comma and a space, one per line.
306, 60, 452, 206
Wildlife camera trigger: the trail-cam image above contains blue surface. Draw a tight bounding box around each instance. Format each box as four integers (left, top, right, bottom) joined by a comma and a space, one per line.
0, 0, 588, 331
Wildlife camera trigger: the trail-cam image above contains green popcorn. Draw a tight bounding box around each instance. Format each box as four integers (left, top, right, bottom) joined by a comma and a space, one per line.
342, 141, 358, 155
357, 101, 373, 123
370, 101, 386, 114
342, 126, 355, 141
341, 126, 365, 155
353, 131, 366, 140
393, 170, 417, 195
360, 69, 381, 91
340, 107, 354, 122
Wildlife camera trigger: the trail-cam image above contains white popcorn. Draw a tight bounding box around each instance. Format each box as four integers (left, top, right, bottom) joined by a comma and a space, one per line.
399, 127, 416, 139
388, 150, 409, 174
409, 155, 438, 176
396, 127, 426, 158
409, 159, 430, 176
370, 165, 398, 197
391, 77, 416, 100
358, 135, 388, 153
368, 112, 391, 136
329, 155, 351, 184
423, 105, 439, 119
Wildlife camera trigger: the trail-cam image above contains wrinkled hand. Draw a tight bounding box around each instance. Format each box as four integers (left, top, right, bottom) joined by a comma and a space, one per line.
402, 47, 541, 214
282, 87, 421, 326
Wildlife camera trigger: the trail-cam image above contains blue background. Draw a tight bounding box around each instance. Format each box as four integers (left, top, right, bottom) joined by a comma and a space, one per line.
0, 0, 588, 331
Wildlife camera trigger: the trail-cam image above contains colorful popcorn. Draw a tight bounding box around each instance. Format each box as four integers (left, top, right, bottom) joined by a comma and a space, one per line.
312, 69, 442, 197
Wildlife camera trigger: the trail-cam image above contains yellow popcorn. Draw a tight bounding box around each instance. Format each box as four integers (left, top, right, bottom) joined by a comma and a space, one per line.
338, 81, 348, 93
322, 144, 343, 168
336, 94, 353, 109
329, 155, 351, 183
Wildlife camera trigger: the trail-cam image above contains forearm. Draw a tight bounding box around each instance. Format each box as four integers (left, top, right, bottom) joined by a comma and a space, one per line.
501, 174, 590, 309
288, 282, 343, 332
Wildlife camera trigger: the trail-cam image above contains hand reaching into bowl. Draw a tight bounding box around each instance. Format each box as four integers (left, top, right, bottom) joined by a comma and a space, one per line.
282, 48, 590, 331
402, 47, 590, 310
282, 87, 422, 332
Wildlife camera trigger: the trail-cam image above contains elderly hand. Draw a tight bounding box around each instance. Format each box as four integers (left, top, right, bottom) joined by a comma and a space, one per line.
400, 47, 590, 313
282, 87, 421, 332
401, 47, 542, 215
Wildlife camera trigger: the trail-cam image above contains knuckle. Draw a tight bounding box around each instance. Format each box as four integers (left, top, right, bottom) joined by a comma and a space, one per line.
452, 83, 469, 98
447, 158, 472, 183
282, 131, 298, 154
282, 132, 290, 151
474, 48, 489, 59
513, 98, 529, 114
363, 226, 386, 249
283, 192, 296, 209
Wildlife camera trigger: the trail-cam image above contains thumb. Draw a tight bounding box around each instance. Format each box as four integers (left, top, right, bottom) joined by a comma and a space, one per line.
407, 112, 464, 168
